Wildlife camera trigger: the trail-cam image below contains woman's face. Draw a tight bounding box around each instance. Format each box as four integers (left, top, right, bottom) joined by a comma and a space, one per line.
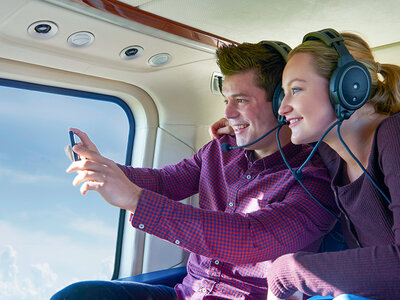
279, 52, 337, 144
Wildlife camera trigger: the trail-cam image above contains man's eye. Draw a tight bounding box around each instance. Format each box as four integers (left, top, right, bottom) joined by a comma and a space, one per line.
237, 99, 247, 103
223, 99, 228, 105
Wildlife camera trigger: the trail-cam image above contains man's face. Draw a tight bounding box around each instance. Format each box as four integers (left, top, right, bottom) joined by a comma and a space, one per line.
222, 69, 278, 153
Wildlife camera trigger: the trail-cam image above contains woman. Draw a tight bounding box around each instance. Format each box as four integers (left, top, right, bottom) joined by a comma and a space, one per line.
210, 30, 400, 299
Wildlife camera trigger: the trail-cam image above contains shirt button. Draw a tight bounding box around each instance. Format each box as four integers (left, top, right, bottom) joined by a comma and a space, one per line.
246, 174, 251, 179
138, 224, 145, 229
201, 288, 207, 293
228, 202, 234, 207
174, 240, 180, 245
215, 260, 219, 265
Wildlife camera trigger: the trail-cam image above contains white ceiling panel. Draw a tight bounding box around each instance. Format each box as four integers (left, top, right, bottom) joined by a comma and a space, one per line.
119, 0, 400, 48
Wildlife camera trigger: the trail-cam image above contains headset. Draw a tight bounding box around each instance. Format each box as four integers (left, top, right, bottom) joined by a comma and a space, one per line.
276, 28, 391, 205
303, 28, 372, 120
258, 40, 291, 125
261, 41, 341, 219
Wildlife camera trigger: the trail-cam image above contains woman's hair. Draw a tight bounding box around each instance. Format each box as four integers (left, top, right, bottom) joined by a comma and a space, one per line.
216, 43, 286, 101
288, 32, 400, 115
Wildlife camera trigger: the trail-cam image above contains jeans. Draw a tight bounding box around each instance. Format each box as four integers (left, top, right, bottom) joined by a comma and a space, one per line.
50, 280, 177, 300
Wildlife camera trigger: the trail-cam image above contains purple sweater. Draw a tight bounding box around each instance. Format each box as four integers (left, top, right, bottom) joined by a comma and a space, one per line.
267, 112, 400, 299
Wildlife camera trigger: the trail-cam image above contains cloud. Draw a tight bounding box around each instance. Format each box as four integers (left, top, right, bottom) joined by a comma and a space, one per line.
0, 221, 115, 300
68, 217, 116, 239
0, 245, 18, 282
0, 164, 67, 184
0, 245, 36, 300
0, 246, 60, 300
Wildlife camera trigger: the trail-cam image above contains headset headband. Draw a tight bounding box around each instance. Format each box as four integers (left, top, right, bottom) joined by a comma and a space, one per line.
258, 40, 291, 62
258, 40, 292, 123
303, 28, 354, 67
302, 28, 371, 119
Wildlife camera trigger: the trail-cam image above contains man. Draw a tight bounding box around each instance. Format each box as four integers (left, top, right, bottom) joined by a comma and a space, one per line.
52, 42, 338, 300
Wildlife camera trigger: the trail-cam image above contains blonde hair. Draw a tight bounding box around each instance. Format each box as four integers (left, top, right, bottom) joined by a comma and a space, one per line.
288, 32, 400, 115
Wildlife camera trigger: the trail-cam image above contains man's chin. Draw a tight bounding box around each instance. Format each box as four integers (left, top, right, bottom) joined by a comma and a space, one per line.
236, 140, 253, 149
236, 140, 246, 147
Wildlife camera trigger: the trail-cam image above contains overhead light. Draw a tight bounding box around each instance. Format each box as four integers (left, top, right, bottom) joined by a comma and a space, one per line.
28, 21, 58, 39
67, 31, 95, 48
148, 53, 171, 67
120, 46, 143, 60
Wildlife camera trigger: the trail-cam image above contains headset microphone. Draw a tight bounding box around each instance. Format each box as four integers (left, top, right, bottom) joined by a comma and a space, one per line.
221, 142, 232, 152
221, 124, 283, 152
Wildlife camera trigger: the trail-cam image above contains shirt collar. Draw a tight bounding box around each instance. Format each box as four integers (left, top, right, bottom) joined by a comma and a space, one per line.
245, 142, 302, 169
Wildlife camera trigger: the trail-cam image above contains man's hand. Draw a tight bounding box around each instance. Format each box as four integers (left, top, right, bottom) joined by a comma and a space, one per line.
69, 127, 100, 154
66, 129, 142, 212
209, 117, 234, 139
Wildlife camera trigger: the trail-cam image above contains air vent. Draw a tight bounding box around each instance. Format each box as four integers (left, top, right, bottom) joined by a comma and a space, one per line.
210, 72, 224, 94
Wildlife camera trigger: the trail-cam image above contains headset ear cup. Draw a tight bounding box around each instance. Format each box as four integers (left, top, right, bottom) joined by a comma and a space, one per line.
304, 28, 372, 119
272, 82, 287, 124
330, 61, 371, 117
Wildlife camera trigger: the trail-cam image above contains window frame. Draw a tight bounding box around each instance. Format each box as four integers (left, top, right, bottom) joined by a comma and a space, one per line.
0, 77, 135, 280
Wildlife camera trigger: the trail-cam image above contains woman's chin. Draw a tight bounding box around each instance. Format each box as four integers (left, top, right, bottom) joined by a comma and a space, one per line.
290, 134, 316, 145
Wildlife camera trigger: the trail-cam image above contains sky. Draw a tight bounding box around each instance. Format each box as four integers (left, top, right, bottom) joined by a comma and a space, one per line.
0, 84, 131, 299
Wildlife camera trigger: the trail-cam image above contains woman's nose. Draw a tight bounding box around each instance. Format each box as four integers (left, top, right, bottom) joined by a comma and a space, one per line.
277, 95, 291, 117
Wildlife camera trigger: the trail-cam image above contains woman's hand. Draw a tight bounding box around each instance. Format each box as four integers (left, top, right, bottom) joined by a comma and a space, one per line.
267, 289, 303, 300
266, 259, 303, 300
209, 117, 234, 139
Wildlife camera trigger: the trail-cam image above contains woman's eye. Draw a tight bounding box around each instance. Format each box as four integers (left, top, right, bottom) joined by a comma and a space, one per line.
292, 88, 301, 94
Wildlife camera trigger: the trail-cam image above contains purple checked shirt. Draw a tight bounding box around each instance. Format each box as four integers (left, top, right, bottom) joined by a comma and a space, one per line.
120, 135, 338, 299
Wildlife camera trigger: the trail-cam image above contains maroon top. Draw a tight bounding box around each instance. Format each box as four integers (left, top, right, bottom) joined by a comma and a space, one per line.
267, 112, 400, 299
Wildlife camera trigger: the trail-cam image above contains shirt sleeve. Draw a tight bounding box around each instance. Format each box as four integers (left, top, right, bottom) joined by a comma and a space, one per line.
118, 152, 202, 201
267, 245, 400, 299
131, 170, 336, 265
267, 114, 400, 299
379, 114, 400, 243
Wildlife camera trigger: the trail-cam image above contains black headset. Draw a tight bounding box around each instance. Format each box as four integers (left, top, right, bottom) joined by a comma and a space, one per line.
258, 40, 291, 124
302, 28, 372, 119
277, 29, 391, 208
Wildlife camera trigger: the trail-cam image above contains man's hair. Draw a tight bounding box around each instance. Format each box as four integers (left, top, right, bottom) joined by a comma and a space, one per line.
216, 43, 286, 101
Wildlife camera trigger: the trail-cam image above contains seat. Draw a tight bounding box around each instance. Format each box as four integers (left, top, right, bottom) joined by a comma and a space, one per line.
116, 266, 187, 288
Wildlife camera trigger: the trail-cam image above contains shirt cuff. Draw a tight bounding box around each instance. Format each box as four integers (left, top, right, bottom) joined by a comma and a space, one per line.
130, 189, 196, 251
130, 189, 166, 234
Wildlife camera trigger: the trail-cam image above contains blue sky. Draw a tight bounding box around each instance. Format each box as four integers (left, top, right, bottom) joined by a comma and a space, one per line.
0, 84, 131, 299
